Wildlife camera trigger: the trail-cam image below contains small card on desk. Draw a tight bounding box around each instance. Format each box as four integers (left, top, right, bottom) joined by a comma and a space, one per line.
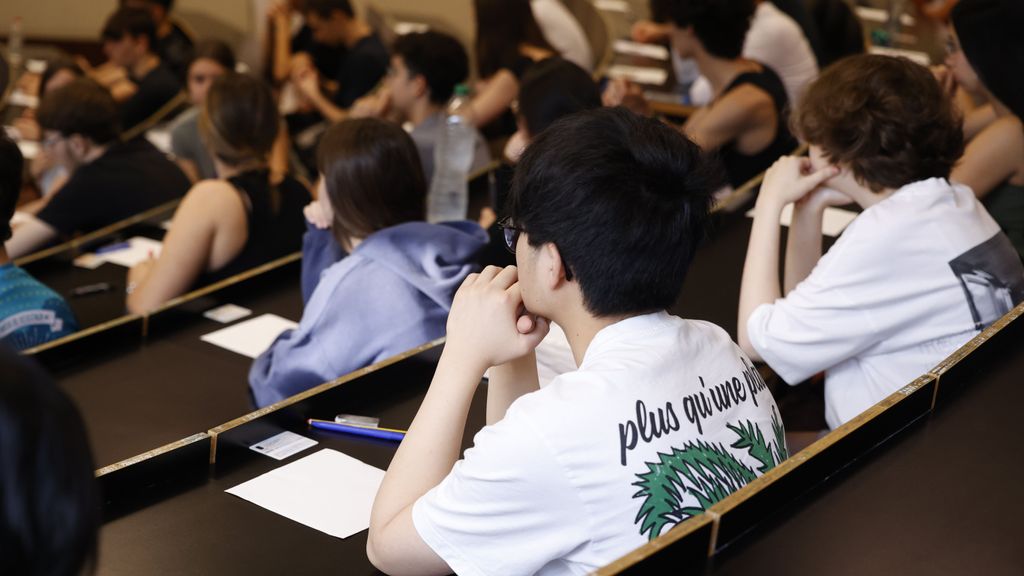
203, 304, 253, 324
250, 431, 318, 460
226, 448, 386, 539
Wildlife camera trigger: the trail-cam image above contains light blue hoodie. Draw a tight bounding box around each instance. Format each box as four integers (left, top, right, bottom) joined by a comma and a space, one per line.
249, 220, 487, 407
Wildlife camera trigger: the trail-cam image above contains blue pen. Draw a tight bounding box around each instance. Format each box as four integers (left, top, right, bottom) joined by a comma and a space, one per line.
96, 241, 131, 254
307, 418, 406, 442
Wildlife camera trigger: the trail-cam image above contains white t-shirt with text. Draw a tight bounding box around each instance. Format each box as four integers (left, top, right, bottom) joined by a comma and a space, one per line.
414, 312, 787, 576
748, 178, 1024, 429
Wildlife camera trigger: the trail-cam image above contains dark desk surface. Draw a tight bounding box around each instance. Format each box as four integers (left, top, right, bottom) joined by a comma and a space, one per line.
707, 329, 1024, 576
57, 266, 303, 469
98, 348, 486, 576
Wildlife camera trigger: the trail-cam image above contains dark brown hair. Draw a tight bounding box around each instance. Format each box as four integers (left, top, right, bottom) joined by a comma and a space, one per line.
101, 6, 156, 50
199, 73, 279, 167
793, 54, 964, 192
316, 118, 426, 249
474, 0, 554, 78
36, 78, 121, 145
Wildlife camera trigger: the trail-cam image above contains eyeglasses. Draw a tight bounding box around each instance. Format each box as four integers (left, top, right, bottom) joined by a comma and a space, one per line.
498, 217, 574, 281
498, 217, 520, 254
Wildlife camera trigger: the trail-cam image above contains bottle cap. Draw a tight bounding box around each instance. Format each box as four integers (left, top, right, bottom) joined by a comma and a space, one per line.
454, 83, 470, 97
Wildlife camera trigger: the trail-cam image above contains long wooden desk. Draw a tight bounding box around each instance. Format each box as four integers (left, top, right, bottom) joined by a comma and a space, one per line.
705, 303, 1024, 575
49, 255, 302, 469
97, 341, 482, 576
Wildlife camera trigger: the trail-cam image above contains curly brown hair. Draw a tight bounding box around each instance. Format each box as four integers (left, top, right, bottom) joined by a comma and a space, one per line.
792, 54, 964, 192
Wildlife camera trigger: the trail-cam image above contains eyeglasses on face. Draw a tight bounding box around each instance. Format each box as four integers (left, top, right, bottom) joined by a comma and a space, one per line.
498, 217, 521, 255
497, 217, 573, 281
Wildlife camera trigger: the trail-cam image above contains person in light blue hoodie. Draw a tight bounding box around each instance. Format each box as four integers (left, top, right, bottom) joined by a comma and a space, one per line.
249, 118, 487, 407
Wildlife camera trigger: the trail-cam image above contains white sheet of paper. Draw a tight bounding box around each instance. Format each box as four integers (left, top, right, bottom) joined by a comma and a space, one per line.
100, 237, 163, 268
200, 313, 298, 358
606, 64, 668, 86
594, 0, 630, 13
8, 90, 39, 109
868, 45, 931, 66
613, 40, 670, 61
745, 204, 858, 238
226, 449, 386, 539
393, 21, 429, 35
854, 6, 916, 26
146, 128, 173, 153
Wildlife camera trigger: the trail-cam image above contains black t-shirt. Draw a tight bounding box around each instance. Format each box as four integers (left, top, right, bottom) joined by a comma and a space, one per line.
120, 62, 182, 131
331, 34, 388, 109
157, 23, 195, 81
37, 138, 190, 237
291, 25, 346, 79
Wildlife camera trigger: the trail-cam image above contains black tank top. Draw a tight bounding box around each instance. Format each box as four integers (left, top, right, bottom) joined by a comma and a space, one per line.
718, 64, 798, 189
197, 169, 309, 285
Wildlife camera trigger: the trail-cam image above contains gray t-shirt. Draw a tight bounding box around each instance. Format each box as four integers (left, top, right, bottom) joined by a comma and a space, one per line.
169, 107, 217, 180
410, 112, 492, 184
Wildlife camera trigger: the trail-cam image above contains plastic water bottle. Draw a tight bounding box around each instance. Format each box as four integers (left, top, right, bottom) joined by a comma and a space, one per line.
8, 17, 24, 74
427, 84, 474, 223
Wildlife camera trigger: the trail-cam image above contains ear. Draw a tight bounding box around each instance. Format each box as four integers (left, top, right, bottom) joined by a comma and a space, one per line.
67, 134, 89, 159
412, 74, 429, 99
540, 242, 569, 290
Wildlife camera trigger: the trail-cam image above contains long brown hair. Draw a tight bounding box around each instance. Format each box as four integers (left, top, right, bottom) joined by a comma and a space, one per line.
198, 73, 278, 168
316, 118, 426, 250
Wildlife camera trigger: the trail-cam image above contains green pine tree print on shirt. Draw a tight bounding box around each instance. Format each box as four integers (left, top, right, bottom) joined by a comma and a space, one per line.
632, 407, 788, 541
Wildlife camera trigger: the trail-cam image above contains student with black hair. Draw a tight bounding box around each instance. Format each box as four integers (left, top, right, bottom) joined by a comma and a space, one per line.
465, 0, 556, 133
127, 74, 309, 313
122, 0, 195, 80
367, 108, 787, 574
6, 79, 189, 259
169, 40, 237, 181
504, 58, 602, 163
360, 31, 490, 182
739, 55, 1024, 430
99, 6, 183, 131
946, 0, 1024, 258
249, 118, 486, 407
0, 345, 99, 574
669, 0, 797, 189
0, 137, 77, 350
290, 0, 388, 123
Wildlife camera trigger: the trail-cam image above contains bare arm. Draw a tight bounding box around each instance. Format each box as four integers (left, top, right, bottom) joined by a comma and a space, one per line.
368, 266, 549, 575
175, 157, 201, 183
467, 70, 519, 129
486, 352, 540, 425
126, 182, 244, 313
683, 84, 769, 152
951, 116, 1024, 198
5, 216, 58, 260
738, 158, 839, 359
783, 189, 851, 293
